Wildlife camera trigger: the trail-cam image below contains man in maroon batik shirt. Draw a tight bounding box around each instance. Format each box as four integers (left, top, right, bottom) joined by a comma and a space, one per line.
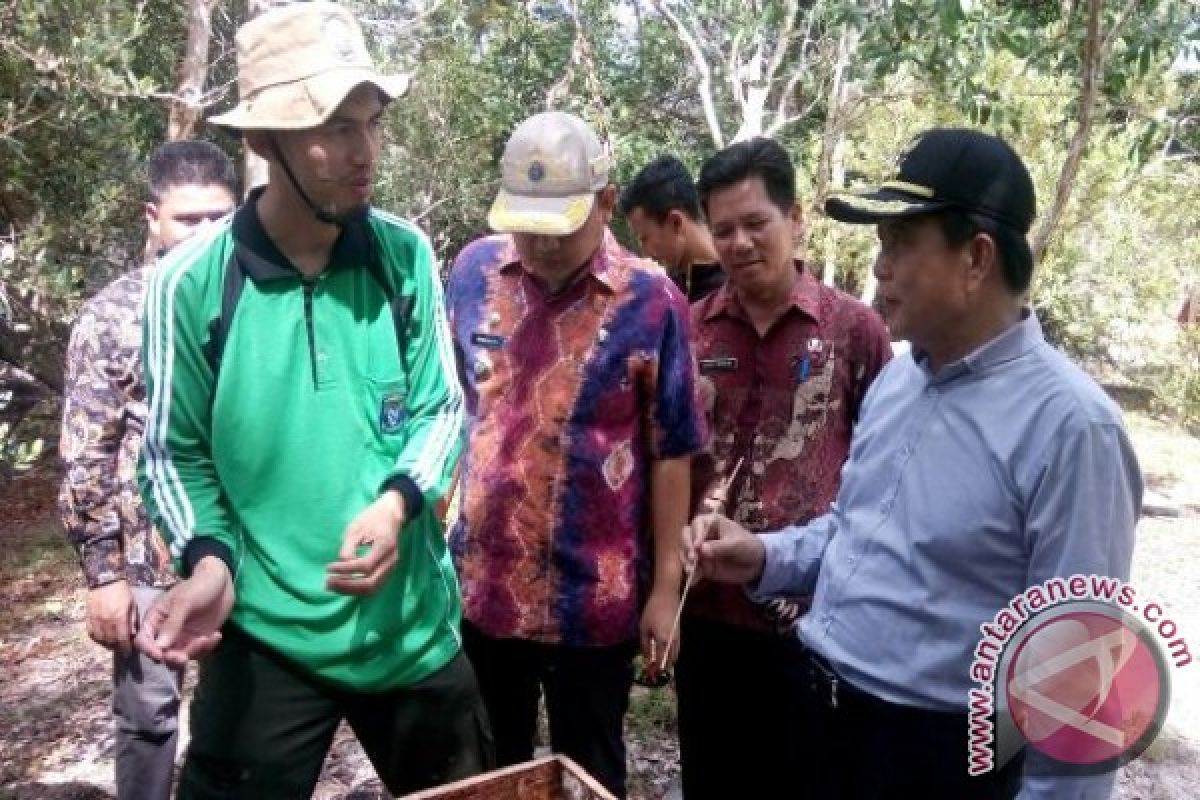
676, 137, 891, 800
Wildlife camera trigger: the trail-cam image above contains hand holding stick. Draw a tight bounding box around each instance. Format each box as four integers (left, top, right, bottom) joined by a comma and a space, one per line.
660, 456, 744, 672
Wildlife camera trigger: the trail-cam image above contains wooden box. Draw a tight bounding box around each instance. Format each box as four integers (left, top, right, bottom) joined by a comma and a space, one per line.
401, 755, 617, 800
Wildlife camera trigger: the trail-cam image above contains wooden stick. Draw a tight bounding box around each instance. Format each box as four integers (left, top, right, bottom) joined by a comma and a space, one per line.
660, 456, 745, 671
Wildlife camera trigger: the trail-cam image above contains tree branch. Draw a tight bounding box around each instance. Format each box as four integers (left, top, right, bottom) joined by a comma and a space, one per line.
763, 0, 800, 88
1099, 0, 1140, 61
652, 0, 725, 148
167, 0, 218, 141
1031, 0, 1103, 263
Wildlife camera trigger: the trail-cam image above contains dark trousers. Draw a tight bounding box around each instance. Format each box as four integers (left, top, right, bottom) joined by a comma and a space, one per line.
461, 620, 636, 799
794, 647, 1025, 799
675, 616, 808, 800
180, 627, 493, 799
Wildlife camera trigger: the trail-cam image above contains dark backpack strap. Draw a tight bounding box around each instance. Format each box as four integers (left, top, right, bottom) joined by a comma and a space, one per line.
203, 248, 247, 376
202, 223, 413, 378
362, 222, 414, 361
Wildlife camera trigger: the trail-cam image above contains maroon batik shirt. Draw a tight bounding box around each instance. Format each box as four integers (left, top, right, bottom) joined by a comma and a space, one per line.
688, 264, 891, 634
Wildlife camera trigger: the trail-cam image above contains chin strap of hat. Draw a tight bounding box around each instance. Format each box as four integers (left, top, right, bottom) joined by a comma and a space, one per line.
269, 135, 342, 227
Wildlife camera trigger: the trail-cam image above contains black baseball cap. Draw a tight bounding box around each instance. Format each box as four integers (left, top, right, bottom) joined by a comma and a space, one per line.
825, 128, 1036, 233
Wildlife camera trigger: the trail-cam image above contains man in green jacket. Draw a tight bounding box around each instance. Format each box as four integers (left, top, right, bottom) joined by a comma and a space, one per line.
135, 4, 490, 797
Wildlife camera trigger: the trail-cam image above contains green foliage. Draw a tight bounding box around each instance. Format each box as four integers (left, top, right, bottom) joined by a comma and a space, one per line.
0, 420, 44, 474
1153, 327, 1200, 434
1, 0, 1197, 429
1, 1, 187, 305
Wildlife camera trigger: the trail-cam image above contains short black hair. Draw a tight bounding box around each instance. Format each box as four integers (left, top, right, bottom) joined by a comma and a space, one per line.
619, 155, 701, 222
146, 140, 238, 203
697, 137, 795, 217
937, 209, 1034, 292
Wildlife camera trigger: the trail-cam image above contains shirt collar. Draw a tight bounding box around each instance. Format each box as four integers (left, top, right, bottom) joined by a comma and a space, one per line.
497, 227, 623, 292
232, 186, 373, 282
703, 261, 822, 323
916, 308, 1043, 382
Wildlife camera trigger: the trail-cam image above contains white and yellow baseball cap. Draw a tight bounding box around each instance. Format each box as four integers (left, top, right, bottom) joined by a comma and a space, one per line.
487, 112, 612, 236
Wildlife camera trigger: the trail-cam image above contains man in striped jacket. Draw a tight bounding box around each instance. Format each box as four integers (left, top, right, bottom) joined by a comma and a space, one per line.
134, 5, 491, 797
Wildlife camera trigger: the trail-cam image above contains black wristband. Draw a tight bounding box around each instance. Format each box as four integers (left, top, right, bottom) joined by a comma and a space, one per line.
182, 537, 235, 580
380, 473, 425, 519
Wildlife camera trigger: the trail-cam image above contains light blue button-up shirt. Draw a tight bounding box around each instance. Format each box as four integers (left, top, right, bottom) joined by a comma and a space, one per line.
753, 311, 1142, 798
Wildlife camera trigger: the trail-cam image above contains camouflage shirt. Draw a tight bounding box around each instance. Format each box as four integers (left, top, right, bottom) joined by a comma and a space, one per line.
59, 266, 175, 589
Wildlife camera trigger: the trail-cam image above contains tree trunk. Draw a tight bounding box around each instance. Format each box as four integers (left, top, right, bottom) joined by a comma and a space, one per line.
167, 0, 218, 142
242, 0, 282, 193
815, 26, 856, 287
651, 0, 725, 148
1030, 0, 1135, 263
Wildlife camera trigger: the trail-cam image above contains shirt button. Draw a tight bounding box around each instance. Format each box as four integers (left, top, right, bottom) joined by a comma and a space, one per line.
847, 553, 858, 566
879, 501, 891, 514
927, 386, 938, 398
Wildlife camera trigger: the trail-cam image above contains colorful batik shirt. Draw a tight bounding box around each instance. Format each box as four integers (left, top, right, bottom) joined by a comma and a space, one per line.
59, 266, 175, 589
688, 266, 890, 634
446, 229, 706, 647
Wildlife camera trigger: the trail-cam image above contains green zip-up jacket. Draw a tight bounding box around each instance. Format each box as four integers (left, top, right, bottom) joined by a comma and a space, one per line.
138, 198, 464, 692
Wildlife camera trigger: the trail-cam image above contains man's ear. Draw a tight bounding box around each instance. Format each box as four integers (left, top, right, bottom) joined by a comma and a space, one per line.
243, 130, 272, 161
667, 209, 687, 234
596, 184, 619, 221
145, 201, 161, 240
966, 232, 998, 291
598, 184, 619, 209
788, 202, 805, 244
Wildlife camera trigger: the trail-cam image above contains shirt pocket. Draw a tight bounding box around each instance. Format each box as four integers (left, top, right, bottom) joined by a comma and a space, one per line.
363, 373, 410, 450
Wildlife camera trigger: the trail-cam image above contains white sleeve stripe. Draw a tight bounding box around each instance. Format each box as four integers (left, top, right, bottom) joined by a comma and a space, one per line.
407, 274, 464, 490
144, 233, 217, 557
144, 262, 190, 557
370, 210, 464, 493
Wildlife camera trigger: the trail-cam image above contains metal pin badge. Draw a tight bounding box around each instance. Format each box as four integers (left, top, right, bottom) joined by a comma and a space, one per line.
796, 354, 812, 383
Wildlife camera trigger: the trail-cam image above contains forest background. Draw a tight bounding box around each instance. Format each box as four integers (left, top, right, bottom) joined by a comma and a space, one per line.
2, 0, 1199, 472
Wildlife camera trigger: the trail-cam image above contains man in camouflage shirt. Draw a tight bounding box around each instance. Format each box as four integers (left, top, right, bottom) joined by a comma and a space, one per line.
59, 140, 237, 800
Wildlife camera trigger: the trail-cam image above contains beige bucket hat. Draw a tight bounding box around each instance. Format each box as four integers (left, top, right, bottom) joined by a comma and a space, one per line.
210, 2, 409, 130
487, 111, 612, 236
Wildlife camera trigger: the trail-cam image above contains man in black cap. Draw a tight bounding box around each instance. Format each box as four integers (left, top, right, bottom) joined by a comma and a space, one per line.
683, 128, 1142, 798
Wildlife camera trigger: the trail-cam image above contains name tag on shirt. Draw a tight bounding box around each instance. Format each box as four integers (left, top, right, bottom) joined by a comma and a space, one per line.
699, 356, 739, 374
471, 332, 506, 350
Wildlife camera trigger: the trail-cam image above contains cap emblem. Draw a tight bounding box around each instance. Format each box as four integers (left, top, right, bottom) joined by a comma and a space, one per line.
528, 161, 546, 183
324, 14, 359, 62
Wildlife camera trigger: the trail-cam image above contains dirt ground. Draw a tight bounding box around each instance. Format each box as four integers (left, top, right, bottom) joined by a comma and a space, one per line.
0, 411, 1196, 799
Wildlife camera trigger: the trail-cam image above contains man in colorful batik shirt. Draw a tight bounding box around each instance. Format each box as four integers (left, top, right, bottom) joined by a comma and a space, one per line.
675, 137, 891, 800
445, 111, 706, 798
59, 140, 238, 800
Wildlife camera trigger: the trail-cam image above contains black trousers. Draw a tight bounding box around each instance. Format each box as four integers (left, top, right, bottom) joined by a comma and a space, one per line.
180, 626, 494, 799
674, 616, 809, 800
793, 647, 1025, 799
461, 620, 636, 799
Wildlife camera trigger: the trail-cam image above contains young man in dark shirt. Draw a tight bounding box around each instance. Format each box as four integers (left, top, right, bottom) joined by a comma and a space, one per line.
621, 155, 724, 302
